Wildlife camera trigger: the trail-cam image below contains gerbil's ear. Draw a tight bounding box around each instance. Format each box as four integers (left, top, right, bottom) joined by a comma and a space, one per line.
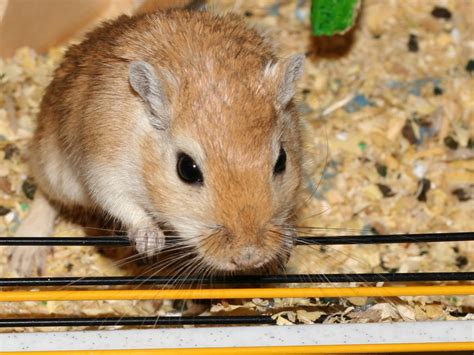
265, 54, 305, 109
129, 60, 170, 130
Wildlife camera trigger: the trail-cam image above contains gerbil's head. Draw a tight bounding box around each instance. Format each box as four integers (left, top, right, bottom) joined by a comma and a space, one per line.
129, 30, 304, 273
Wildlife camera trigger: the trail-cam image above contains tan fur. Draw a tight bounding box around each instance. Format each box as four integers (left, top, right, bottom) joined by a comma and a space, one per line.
16, 10, 304, 274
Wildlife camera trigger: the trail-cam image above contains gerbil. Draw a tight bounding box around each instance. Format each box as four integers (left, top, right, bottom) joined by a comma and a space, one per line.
10, 9, 305, 275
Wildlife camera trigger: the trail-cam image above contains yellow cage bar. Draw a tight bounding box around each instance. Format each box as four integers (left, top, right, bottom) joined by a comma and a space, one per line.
1, 285, 472, 302
1, 342, 473, 354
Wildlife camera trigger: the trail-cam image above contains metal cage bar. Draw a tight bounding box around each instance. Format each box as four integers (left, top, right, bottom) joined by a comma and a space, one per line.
1, 231, 472, 246
1, 272, 473, 287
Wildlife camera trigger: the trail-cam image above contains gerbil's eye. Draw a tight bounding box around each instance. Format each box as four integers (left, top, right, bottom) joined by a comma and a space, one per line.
274, 147, 287, 175
177, 153, 203, 185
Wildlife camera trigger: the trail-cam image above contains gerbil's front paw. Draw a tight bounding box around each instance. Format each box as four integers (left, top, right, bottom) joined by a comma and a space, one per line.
128, 226, 166, 257
7, 246, 52, 276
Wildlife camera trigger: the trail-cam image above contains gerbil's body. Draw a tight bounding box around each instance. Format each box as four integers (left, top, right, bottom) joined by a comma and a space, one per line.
19, 10, 305, 274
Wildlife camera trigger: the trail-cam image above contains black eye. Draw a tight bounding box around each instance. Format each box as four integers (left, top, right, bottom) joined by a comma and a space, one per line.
274, 147, 286, 175
177, 153, 203, 185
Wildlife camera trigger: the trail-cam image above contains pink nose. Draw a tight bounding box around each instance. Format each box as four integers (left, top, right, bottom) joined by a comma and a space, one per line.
231, 246, 262, 268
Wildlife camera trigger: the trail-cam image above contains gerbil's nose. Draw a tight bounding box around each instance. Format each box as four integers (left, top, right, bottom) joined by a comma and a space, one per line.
231, 246, 262, 269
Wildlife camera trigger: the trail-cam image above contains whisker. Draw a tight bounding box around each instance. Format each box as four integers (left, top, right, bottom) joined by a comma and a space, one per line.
299, 123, 331, 207
290, 226, 364, 233
287, 242, 400, 307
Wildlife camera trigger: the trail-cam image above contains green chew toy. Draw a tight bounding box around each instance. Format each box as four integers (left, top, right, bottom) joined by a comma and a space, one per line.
311, 0, 361, 36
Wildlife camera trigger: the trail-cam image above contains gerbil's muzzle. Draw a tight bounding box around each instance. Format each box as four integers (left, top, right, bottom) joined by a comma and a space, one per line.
198, 224, 294, 272
230, 245, 267, 269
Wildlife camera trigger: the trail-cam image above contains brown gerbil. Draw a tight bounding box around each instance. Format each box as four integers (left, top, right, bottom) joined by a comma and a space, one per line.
10, 9, 305, 275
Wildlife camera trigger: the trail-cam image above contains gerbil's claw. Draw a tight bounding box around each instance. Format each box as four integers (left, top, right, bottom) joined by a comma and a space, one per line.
7, 246, 52, 276
129, 226, 166, 257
